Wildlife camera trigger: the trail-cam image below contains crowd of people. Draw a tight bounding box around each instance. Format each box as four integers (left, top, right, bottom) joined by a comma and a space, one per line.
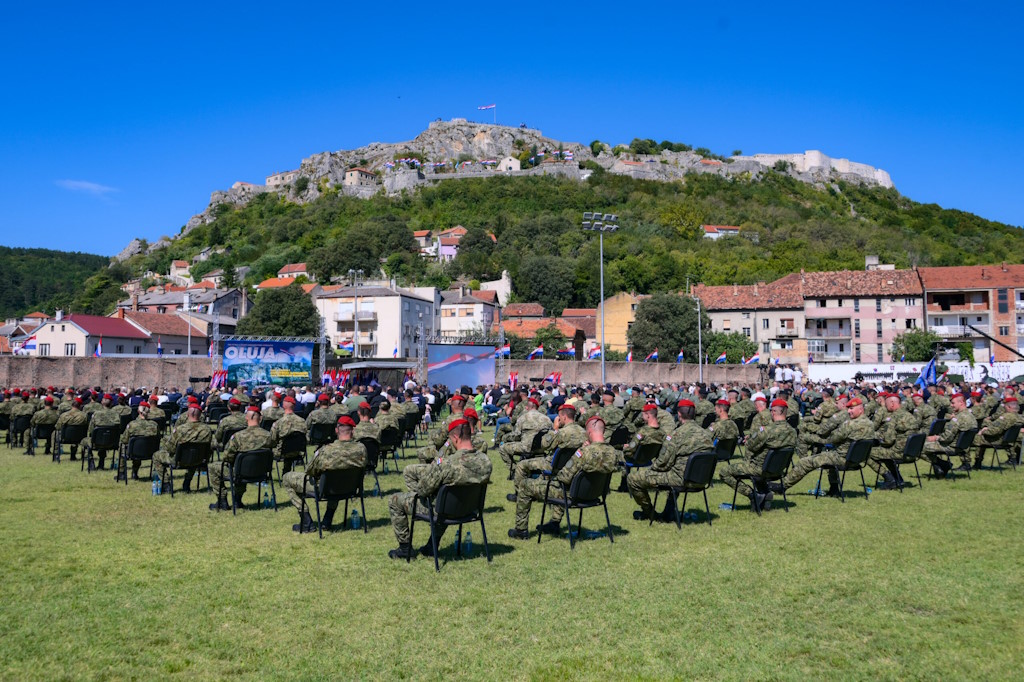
1, 373, 1021, 562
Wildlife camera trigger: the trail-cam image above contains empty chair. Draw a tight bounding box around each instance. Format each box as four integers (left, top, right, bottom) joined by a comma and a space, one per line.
651, 451, 718, 528
205, 405, 228, 424
168, 442, 213, 496
81, 425, 120, 472
274, 431, 308, 480
816, 439, 875, 502
409, 482, 492, 571
976, 425, 1021, 473
730, 447, 795, 516
299, 467, 367, 538
118, 435, 161, 485
10, 414, 31, 449
378, 426, 403, 474
874, 433, 926, 491
54, 423, 88, 463
227, 449, 277, 515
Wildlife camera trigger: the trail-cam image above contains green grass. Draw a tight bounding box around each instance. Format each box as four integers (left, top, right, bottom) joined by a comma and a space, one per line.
1, 432, 1023, 681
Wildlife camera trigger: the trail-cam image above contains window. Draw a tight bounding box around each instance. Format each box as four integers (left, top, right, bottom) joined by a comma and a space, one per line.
762, 342, 769, 353
134, 346, 141, 354
854, 299, 860, 312
762, 318, 770, 329
742, 312, 750, 319
61, 325, 66, 332
891, 319, 897, 329
855, 344, 861, 362
876, 319, 883, 336
817, 299, 826, 307
232, 308, 238, 319
837, 298, 843, 307
854, 320, 860, 338
723, 320, 731, 331
875, 298, 882, 312
116, 345, 124, 354
906, 319, 916, 329
904, 298, 916, 306
999, 325, 1010, 336
39, 343, 50, 356
998, 288, 1008, 314
441, 309, 455, 317
64, 343, 76, 356
403, 301, 410, 311
935, 317, 944, 326
742, 327, 751, 337
839, 343, 845, 353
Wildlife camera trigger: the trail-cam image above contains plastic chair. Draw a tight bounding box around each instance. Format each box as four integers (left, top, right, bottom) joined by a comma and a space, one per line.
816, 439, 875, 502
410, 482, 492, 571
81, 425, 120, 472
873, 433, 926, 492
730, 447, 795, 516
54, 422, 88, 463
359, 437, 381, 494
10, 415, 31, 449
928, 419, 948, 436
621, 441, 662, 489
379, 426, 403, 473
651, 451, 718, 528
608, 424, 632, 448
700, 414, 716, 429
169, 442, 213, 496
119, 435, 160, 484
713, 437, 738, 464
300, 467, 366, 538
28, 423, 56, 457
538, 469, 615, 549
506, 431, 546, 480
274, 431, 308, 480
308, 422, 337, 449
977, 424, 1022, 473
227, 449, 276, 515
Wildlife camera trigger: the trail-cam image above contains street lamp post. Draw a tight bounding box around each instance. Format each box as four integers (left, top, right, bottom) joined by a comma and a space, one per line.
348, 269, 364, 358
583, 212, 618, 385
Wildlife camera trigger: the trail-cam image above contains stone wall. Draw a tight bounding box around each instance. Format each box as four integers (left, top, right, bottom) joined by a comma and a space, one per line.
506, 360, 761, 387
0, 357, 218, 390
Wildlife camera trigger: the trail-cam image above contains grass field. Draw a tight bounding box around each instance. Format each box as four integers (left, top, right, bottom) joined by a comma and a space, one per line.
1, 430, 1023, 681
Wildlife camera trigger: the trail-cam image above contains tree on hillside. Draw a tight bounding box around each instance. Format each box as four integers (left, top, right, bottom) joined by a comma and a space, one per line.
514, 255, 574, 316
704, 331, 758, 365
236, 283, 319, 337
890, 328, 942, 362
659, 200, 707, 240
627, 293, 709, 361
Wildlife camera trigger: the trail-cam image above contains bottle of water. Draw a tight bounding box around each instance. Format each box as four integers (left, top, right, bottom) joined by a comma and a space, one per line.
350, 509, 361, 530
464, 531, 473, 556
270, 487, 276, 506
152, 473, 161, 495
263, 489, 271, 509
719, 502, 733, 511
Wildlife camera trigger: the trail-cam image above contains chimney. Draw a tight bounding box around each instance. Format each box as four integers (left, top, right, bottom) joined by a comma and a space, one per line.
116, 308, 124, 319
132, 293, 139, 312
1002, 261, 1008, 272
753, 283, 759, 296
56, 310, 63, 321
733, 283, 738, 296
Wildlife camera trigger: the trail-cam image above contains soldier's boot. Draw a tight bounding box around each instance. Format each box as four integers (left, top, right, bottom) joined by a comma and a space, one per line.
878, 472, 898, 490
97, 453, 107, 470
388, 544, 414, 560
161, 480, 173, 494
632, 505, 655, 521
281, 460, 293, 476
536, 520, 561, 535
69, 445, 78, 461
292, 511, 316, 533
507, 528, 530, 540
973, 453, 986, 470
767, 482, 785, 494
181, 476, 192, 493
320, 505, 337, 530
131, 463, 141, 481
209, 498, 231, 511
616, 473, 629, 493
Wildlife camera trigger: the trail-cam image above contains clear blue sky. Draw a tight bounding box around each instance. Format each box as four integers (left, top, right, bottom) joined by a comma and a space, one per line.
3, 2, 1022, 257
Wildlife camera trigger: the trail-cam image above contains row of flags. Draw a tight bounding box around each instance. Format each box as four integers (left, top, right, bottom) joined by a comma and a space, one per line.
210, 370, 228, 390
321, 368, 352, 387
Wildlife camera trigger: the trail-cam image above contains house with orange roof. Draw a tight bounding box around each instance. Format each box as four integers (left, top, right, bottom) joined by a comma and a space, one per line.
278, 263, 311, 280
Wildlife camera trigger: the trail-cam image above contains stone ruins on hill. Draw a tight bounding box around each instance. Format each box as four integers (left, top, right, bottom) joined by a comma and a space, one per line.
176, 119, 895, 239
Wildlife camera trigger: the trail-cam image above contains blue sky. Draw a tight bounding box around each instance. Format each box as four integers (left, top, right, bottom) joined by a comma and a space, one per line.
2, 2, 1022, 256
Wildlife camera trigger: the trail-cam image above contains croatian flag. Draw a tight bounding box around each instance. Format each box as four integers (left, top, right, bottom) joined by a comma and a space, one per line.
527, 345, 544, 360
645, 349, 658, 362
509, 371, 518, 391
157, 337, 163, 357
93, 336, 103, 358
627, 351, 633, 363
544, 371, 563, 384
393, 345, 399, 359
22, 335, 36, 352
477, 104, 496, 110
496, 344, 510, 358
715, 351, 727, 364
744, 353, 760, 365
915, 356, 937, 387
901, 353, 906, 362
808, 354, 814, 364
676, 349, 684, 363
741, 355, 746, 365
990, 353, 995, 366
588, 346, 602, 360
322, 371, 332, 386
208, 340, 214, 358
339, 339, 354, 353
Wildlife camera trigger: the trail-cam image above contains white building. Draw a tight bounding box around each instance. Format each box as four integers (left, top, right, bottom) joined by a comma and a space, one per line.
439, 287, 498, 337
266, 170, 300, 187
315, 285, 435, 359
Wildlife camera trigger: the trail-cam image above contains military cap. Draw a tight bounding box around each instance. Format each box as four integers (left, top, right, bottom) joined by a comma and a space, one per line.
642, 403, 658, 412
847, 397, 863, 407
44, 396, 54, 404
677, 399, 695, 408
463, 407, 478, 420
447, 418, 469, 433
753, 393, 767, 403
138, 400, 148, 408
950, 392, 964, 400
527, 397, 540, 407
1004, 396, 1018, 404
282, 395, 296, 404
317, 393, 330, 402
228, 397, 241, 406
358, 401, 371, 409
337, 415, 356, 427
715, 399, 731, 407
585, 414, 605, 428
770, 399, 788, 409
246, 405, 260, 414
558, 403, 577, 413
450, 394, 467, 403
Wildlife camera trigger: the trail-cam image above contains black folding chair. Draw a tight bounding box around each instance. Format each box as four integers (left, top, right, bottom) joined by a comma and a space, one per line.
118, 412, 134, 433
733, 417, 747, 456
410, 482, 492, 571
816, 439, 875, 502
928, 419, 948, 436
205, 405, 228, 424
300, 467, 366, 538
949, 428, 980, 479
873, 433, 926, 492
274, 431, 308, 480
730, 447, 795, 516
507, 431, 546, 480
977, 424, 1022, 473
700, 414, 716, 429
119, 435, 160, 485
786, 414, 800, 430
169, 442, 213, 496
359, 438, 381, 494
81, 425, 120, 472
0, 414, 9, 447
54, 422, 88, 463
227, 449, 276, 515
379, 426, 403, 474
260, 417, 278, 434
308, 422, 337, 449
538, 469, 614, 549
608, 424, 631, 448
621, 441, 662, 490
28, 423, 56, 457
218, 426, 245, 460
713, 437, 738, 465
651, 451, 718, 528
10, 415, 31, 449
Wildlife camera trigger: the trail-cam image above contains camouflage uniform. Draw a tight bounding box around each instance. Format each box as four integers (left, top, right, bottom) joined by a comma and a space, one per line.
262, 405, 284, 424
28, 405, 58, 453
214, 412, 247, 451
750, 407, 772, 431
709, 416, 739, 444
281, 439, 367, 513
10, 398, 36, 446
498, 409, 553, 468
976, 410, 1024, 464
513, 422, 587, 487
374, 410, 402, 434
305, 405, 336, 430
796, 409, 849, 459
627, 421, 713, 516
930, 393, 951, 415
721, 419, 797, 498
620, 423, 666, 465
389, 447, 492, 546
782, 413, 876, 491
914, 401, 937, 427
81, 405, 122, 467
496, 401, 525, 442
153, 419, 215, 487
730, 398, 755, 423
269, 412, 308, 474
209, 424, 273, 505
514, 441, 618, 532
868, 407, 920, 477
118, 416, 160, 478
354, 419, 380, 444
53, 407, 89, 457
600, 404, 634, 438
922, 408, 977, 469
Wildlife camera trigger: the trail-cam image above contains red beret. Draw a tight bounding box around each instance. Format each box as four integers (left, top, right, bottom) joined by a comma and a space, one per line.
138, 400, 148, 408
1004, 396, 1018, 404
447, 418, 468, 433
358, 402, 371, 409
11, 389, 20, 396
950, 392, 964, 400
847, 397, 862, 407
283, 396, 296, 404
677, 399, 695, 408
716, 399, 731, 407
527, 397, 540, 407
463, 407, 478, 420
586, 414, 605, 428
318, 393, 330, 402
970, 390, 983, 398
47, 386, 55, 392
246, 405, 260, 413
754, 395, 768, 403
770, 399, 788, 409
337, 416, 356, 427
450, 394, 467, 403
559, 403, 577, 413
228, 398, 241, 406
912, 392, 923, 398
642, 403, 658, 412
44, 396, 54, 404
187, 396, 200, 404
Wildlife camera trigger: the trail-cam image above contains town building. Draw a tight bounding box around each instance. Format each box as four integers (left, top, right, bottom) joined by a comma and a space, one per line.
314, 285, 435, 359
266, 170, 300, 187
439, 287, 498, 338
117, 287, 247, 321
701, 225, 742, 240
595, 292, 648, 353
343, 168, 377, 187
28, 313, 151, 357
277, 263, 311, 280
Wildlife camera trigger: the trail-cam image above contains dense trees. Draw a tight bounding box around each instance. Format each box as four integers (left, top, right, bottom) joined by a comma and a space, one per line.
235, 283, 319, 337
627, 293, 710, 361
0, 247, 114, 318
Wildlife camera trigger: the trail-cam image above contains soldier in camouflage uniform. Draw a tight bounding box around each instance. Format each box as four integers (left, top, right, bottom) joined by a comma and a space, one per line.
708, 399, 739, 444
28, 396, 58, 455
282, 415, 367, 532
268, 396, 308, 475
721, 399, 797, 510
509, 403, 587, 492
10, 390, 36, 448
576, 392, 602, 427
387, 418, 492, 559
81, 394, 123, 469
462, 408, 489, 453
749, 394, 772, 431
498, 397, 553, 469
209, 406, 273, 510
153, 400, 214, 492
628, 399, 714, 521
912, 392, 936, 427
118, 401, 160, 480
53, 398, 89, 460
969, 391, 989, 424
353, 402, 380, 444
929, 387, 951, 415
508, 414, 618, 539
374, 400, 402, 433
305, 393, 337, 432
922, 392, 977, 475
869, 393, 921, 489
617, 403, 668, 492
622, 387, 646, 426
774, 397, 876, 495
975, 396, 1023, 467
418, 405, 492, 464
214, 398, 247, 453
429, 393, 467, 451
795, 394, 850, 460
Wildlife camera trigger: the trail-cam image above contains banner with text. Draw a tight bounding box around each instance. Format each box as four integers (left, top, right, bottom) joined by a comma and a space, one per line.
223, 340, 314, 387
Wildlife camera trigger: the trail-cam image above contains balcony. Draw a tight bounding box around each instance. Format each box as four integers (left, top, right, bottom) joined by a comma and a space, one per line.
1016, 324, 1024, 335
805, 327, 852, 338
1016, 301, 1024, 311
777, 326, 798, 337
930, 324, 988, 337
809, 351, 852, 362
926, 302, 989, 313
333, 310, 377, 322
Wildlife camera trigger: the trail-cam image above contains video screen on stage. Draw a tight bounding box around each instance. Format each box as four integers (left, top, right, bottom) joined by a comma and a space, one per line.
222, 340, 314, 387
427, 343, 496, 391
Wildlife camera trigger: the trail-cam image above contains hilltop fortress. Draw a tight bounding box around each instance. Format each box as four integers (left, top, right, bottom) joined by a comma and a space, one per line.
178, 119, 894, 238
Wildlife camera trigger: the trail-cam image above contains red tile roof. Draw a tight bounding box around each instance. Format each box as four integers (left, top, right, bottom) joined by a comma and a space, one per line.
437, 226, 468, 237
278, 263, 307, 275
64, 314, 149, 339
301, 283, 317, 294
503, 303, 545, 317
494, 317, 583, 339
24, 312, 48, 319
469, 290, 498, 304
256, 277, 295, 289
800, 269, 922, 298
171, 260, 189, 267
187, 281, 217, 289
121, 311, 205, 339
561, 308, 597, 317
563, 315, 596, 338
694, 275, 804, 311
347, 168, 374, 175
702, 225, 740, 234
439, 237, 460, 247
413, 230, 432, 238
917, 264, 1024, 291
0, 337, 10, 354
620, 160, 644, 166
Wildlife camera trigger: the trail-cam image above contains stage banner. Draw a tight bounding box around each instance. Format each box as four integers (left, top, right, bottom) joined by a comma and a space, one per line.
223, 340, 314, 387
427, 343, 496, 391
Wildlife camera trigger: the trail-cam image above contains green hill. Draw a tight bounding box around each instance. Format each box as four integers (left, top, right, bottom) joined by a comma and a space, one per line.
93, 169, 1024, 316
0, 247, 116, 320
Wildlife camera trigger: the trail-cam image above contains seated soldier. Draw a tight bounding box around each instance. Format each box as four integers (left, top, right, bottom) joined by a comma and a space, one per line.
497, 397, 552, 469
720, 399, 797, 510
208, 405, 272, 510
152, 397, 214, 493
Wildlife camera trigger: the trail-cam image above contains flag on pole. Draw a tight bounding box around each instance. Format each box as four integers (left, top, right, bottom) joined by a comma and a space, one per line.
900, 352, 906, 362
495, 343, 510, 358
93, 336, 103, 358
627, 350, 633, 363
339, 339, 354, 353
588, 346, 602, 360
715, 351, 727, 364
544, 371, 563, 384
676, 349, 684, 363
157, 336, 163, 357
915, 356, 937, 387
393, 345, 399, 359
990, 353, 995, 366
645, 349, 658, 362
527, 345, 544, 360
477, 104, 496, 110
556, 346, 575, 358
741, 355, 746, 365
744, 353, 760, 365
208, 340, 214, 358
322, 370, 332, 386
21, 335, 36, 352
509, 371, 518, 391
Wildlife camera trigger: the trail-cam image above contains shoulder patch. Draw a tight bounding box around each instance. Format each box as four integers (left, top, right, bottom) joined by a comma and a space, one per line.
759, 426, 764, 432
437, 457, 443, 465
574, 449, 582, 458
636, 433, 643, 440
665, 435, 672, 441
